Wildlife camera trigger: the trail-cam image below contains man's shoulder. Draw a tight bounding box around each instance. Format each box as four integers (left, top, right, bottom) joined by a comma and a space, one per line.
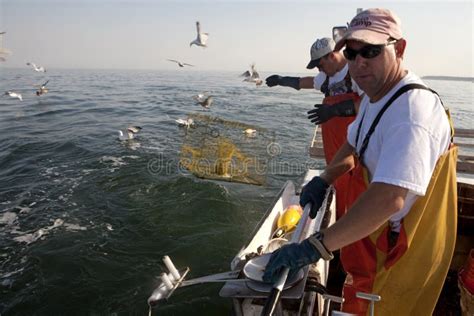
384, 78, 449, 141
395, 73, 439, 108
313, 72, 327, 90
329, 63, 349, 81
385, 72, 437, 106
389, 88, 442, 120
392, 71, 425, 90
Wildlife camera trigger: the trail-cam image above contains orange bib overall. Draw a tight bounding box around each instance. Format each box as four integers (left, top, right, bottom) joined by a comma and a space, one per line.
321, 92, 364, 219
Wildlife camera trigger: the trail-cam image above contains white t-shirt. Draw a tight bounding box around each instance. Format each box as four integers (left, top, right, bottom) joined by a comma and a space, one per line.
313, 63, 363, 96
347, 71, 451, 230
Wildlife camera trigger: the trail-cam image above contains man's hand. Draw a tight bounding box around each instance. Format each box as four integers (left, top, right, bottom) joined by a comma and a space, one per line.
262, 239, 321, 284
265, 75, 300, 90
307, 99, 356, 125
300, 176, 329, 218
265, 75, 282, 87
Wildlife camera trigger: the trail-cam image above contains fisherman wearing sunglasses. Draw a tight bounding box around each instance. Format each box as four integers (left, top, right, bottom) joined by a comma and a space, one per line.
263, 8, 456, 316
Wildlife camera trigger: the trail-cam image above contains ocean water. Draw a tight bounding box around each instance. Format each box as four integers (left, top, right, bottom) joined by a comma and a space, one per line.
0, 68, 472, 315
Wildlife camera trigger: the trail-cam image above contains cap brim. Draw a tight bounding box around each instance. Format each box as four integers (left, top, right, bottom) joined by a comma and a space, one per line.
306, 59, 320, 70
334, 30, 390, 51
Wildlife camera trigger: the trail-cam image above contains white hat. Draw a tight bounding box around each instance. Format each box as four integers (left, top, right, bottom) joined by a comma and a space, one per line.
306, 37, 335, 69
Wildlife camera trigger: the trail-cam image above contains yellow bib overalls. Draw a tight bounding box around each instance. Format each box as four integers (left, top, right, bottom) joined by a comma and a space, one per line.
340, 84, 457, 315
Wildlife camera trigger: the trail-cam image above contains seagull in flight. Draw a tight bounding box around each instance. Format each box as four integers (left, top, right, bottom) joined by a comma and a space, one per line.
35, 80, 49, 96
192, 91, 209, 101
196, 96, 213, 109
167, 59, 195, 68
26, 62, 46, 72
190, 21, 209, 48
118, 126, 142, 141
192, 92, 210, 102
241, 63, 263, 86
192, 92, 213, 109
4, 91, 23, 101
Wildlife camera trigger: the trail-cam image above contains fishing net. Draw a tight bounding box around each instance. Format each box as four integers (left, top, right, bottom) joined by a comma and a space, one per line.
179, 113, 276, 185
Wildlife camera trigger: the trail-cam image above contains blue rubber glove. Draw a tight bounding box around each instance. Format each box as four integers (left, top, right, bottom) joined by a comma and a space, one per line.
300, 176, 329, 218
262, 239, 321, 284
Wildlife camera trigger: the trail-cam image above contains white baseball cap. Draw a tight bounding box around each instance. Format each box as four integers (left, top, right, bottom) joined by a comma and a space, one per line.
306, 37, 335, 69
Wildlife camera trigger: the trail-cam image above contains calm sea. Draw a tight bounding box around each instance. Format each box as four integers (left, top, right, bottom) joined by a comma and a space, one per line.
0, 68, 472, 315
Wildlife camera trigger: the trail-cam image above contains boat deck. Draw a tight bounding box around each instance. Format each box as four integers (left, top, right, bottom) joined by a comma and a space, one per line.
220, 170, 337, 316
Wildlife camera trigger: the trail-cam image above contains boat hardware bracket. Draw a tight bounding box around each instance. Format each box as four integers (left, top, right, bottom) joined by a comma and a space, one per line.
148, 255, 246, 307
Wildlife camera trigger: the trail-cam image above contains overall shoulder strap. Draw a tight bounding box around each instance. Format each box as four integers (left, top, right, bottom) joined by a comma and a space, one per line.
355, 84, 434, 161
320, 76, 330, 97
344, 69, 353, 92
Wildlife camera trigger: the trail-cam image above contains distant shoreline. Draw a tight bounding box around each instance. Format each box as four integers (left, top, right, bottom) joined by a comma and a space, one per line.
422, 76, 473, 82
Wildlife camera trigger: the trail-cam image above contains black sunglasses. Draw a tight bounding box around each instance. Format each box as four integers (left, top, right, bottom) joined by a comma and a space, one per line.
343, 40, 397, 61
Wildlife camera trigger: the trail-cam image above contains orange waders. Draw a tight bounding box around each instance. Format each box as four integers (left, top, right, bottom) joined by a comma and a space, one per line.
321, 92, 364, 219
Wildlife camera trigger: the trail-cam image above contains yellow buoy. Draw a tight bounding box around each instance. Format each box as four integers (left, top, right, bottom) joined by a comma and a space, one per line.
273, 204, 303, 238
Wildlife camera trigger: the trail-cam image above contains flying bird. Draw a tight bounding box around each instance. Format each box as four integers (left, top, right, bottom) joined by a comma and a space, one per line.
35, 80, 49, 96
192, 92, 213, 108
196, 96, 213, 109
4, 91, 22, 101
190, 21, 209, 48
192, 92, 210, 102
167, 59, 194, 68
26, 62, 46, 72
118, 126, 142, 141
241, 63, 263, 86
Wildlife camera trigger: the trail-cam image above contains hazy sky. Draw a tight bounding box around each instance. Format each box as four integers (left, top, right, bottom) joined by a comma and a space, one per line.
0, 0, 472, 76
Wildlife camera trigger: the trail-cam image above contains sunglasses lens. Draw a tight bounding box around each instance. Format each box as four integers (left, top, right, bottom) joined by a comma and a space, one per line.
344, 45, 383, 61
361, 46, 383, 58
343, 48, 357, 61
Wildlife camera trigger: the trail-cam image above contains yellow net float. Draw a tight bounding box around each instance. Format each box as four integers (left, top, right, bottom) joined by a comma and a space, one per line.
273, 204, 303, 238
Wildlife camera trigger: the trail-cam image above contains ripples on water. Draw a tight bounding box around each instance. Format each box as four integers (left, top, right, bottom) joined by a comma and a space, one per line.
0, 68, 472, 315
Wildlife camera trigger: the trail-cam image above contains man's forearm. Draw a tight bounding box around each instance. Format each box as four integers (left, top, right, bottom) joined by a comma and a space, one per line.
322, 182, 408, 251
299, 77, 315, 89
320, 142, 356, 185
